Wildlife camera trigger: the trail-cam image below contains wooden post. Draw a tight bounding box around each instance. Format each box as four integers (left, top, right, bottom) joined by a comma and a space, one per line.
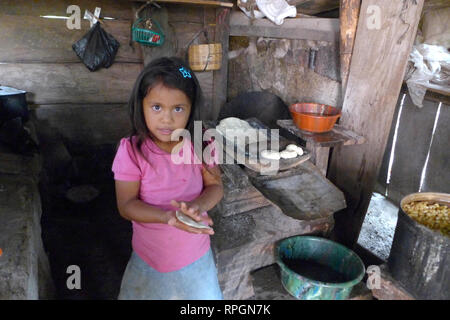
306, 142, 330, 176
212, 7, 230, 120
339, 0, 361, 95
328, 0, 424, 247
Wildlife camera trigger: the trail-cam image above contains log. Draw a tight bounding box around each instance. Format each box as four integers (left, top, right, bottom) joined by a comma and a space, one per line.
0, 0, 134, 20
0, 14, 142, 63
288, 0, 340, 15
212, 7, 231, 121
229, 11, 339, 42
0, 63, 143, 104
328, 0, 425, 247
339, 0, 361, 95
132, 0, 234, 8
31, 104, 131, 147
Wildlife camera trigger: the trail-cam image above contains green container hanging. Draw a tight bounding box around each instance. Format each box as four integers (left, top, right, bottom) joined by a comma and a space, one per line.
132, 17, 165, 47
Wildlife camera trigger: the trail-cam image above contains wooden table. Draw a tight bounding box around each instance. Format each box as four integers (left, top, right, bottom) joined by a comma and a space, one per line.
277, 119, 365, 176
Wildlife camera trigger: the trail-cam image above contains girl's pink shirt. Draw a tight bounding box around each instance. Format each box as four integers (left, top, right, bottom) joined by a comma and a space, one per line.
112, 136, 216, 273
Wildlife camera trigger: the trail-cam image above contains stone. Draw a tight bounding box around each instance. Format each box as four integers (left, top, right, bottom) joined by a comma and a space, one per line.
0, 147, 54, 299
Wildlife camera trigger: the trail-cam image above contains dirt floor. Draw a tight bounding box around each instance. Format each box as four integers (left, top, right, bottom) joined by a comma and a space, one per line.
40, 144, 132, 299
39, 144, 385, 300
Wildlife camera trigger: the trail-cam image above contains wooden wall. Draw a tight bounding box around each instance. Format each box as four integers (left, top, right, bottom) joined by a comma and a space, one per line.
376, 89, 450, 204
0, 0, 143, 150
136, 3, 229, 120
0, 1, 228, 151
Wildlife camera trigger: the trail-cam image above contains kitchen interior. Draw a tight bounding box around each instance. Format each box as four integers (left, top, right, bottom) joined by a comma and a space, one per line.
0, 0, 449, 300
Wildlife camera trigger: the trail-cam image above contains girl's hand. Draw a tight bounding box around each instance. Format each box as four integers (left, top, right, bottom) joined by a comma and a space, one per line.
166, 210, 214, 235
170, 199, 214, 226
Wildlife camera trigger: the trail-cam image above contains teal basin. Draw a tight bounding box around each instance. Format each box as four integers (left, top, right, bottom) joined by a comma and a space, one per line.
276, 236, 365, 300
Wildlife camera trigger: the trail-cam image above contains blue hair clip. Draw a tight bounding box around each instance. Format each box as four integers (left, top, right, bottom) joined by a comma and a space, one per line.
179, 67, 192, 79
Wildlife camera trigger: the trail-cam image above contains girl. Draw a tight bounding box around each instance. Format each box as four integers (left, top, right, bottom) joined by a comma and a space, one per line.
112, 57, 224, 300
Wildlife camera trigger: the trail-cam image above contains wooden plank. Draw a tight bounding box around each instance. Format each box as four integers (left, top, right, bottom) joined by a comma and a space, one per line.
339, 0, 361, 94
0, 14, 142, 63
277, 120, 365, 147
133, 0, 233, 8
0, 0, 133, 20
229, 11, 339, 42
306, 142, 329, 176
288, 0, 340, 15
167, 4, 205, 23
212, 7, 230, 121
247, 161, 347, 221
328, 0, 425, 247
376, 91, 405, 195
195, 71, 214, 115
421, 102, 450, 194
31, 104, 131, 147
387, 94, 438, 204
218, 164, 272, 216
0, 63, 143, 104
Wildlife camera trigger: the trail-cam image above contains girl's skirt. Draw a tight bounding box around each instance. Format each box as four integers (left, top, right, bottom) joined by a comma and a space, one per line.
118, 248, 223, 300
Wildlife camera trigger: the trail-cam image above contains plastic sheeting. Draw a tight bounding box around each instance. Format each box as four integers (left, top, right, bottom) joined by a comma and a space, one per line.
405, 44, 450, 108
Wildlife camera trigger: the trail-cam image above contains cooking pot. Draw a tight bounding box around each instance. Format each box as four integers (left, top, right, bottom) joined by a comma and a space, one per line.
0, 86, 29, 125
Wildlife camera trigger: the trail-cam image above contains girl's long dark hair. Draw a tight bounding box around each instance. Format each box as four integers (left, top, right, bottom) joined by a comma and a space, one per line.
127, 56, 205, 166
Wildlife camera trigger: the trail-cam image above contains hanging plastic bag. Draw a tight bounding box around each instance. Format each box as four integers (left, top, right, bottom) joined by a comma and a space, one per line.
405, 44, 450, 107
256, 0, 297, 25
72, 22, 120, 71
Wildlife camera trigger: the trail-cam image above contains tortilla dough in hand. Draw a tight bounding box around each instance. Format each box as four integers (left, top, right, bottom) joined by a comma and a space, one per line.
176, 210, 212, 229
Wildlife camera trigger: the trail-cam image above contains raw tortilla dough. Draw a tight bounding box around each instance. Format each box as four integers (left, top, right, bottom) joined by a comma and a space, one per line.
176, 210, 211, 229
216, 117, 267, 143
280, 150, 297, 159
285, 144, 304, 156
261, 149, 281, 160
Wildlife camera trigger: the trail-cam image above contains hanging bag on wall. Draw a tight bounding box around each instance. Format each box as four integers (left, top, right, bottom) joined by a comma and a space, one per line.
72, 22, 120, 72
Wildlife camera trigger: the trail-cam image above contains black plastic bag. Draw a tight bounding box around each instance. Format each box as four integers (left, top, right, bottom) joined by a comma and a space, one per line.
72, 22, 120, 71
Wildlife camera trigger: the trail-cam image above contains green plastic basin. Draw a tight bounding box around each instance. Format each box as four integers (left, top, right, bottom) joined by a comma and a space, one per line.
276, 236, 365, 300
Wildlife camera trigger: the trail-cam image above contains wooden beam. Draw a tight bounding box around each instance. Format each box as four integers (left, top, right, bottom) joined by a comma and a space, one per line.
230, 11, 339, 42
328, 0, 425, 247
132, 0, 233, 8
0, 0, 134, 20
0, 63, 143, 104
31, 104, 131, 147
212, 7, 231, 120
0, 14, 142, 63
339, 0, 361, 94
288, 0, 340, 15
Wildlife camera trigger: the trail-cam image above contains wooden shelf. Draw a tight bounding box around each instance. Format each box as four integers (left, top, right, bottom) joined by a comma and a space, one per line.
229, 11, 339, 42
277, 119, 366, 147
425, 83, 450, 97
132, 0, 233, 8
277, 119, 365, 176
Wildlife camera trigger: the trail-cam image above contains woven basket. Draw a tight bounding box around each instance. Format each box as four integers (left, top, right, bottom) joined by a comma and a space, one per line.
188, 43, 222, 71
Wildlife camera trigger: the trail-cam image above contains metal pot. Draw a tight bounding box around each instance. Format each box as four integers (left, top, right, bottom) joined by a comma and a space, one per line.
387, 192, 450, 299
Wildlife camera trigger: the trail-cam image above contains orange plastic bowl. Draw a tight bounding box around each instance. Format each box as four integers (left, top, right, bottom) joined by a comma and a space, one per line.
289, 103, 341, 133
